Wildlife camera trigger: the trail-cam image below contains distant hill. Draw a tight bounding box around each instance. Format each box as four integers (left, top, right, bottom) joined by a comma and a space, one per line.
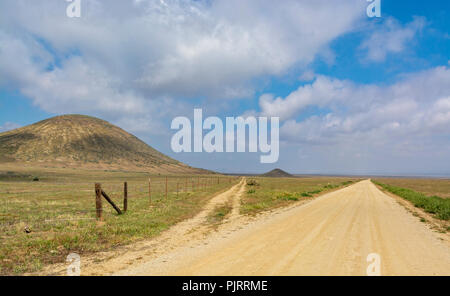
0, 114, 207, 174
262, 169, 293, 178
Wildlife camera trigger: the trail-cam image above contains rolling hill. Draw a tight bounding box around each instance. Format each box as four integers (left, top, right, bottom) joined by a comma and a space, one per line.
0, 114, 206, 174
262, 168, 294, 178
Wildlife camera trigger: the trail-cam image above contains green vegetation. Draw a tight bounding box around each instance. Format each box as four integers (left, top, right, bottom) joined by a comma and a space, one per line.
373, 178, 450, 199
276, 192, 299, 201
341, 181, 354, 186
0, 171, 34, 182
241, 178, 358, 215
373, 181, 450, 221
0, 166, 238, 275
206, 202, 233, 228
246, 179, 259, 186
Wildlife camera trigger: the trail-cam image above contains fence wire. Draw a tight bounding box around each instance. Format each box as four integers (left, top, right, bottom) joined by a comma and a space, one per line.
0, 176, 239, 234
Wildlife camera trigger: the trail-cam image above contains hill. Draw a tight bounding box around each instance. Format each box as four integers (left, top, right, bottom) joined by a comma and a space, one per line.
0, 114, 206, 173
261, 169, 293, 178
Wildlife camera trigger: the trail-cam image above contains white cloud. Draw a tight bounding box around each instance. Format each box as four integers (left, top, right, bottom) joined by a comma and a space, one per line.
0, 0, 366, 135
0, 0, 365, 100
298, 70, 316, 82
0, 122, 21, 133
259, 76, 356, 120
252, 65, 450, 174
1, 1, 446, 174
257, 66, 450, 172
266, 66, 450, 175
359, 17, 426, 62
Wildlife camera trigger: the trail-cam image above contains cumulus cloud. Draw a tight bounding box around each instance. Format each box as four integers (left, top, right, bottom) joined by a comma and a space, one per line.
0, 0, 367, 135
0, 0, 364, 98
298, 70, 316, 82
256, 66, 450, 163
2, 0, 446, 174
259, 76, 356, 119
254, 66, 450, 175
359, 16, 426, 62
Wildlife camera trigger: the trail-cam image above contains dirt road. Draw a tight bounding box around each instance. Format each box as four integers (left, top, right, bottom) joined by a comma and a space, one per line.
116, 180, 450, 276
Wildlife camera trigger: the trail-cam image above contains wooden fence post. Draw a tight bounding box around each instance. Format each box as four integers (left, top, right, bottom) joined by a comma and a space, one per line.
165, 176, 168, 200
95, 183, 103, 221
100, 190, 122, 215
148, 178, 152, 204
123, 182, 128, 212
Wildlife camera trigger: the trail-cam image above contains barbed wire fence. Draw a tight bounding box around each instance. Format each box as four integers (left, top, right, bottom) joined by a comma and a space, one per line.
0, 175, 240, 234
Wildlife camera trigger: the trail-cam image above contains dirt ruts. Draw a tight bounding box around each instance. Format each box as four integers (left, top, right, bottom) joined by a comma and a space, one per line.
116, 180, 450, 276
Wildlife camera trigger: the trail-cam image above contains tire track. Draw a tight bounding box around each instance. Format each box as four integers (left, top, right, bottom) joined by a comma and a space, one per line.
119, 180, 450, 276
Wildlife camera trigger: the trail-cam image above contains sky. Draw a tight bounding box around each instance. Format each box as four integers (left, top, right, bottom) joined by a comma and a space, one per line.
0, 0, 449, 176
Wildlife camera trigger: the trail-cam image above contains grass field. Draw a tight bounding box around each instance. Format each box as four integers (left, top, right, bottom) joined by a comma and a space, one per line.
207, 202, 233, 229
4, 170, 447, 275
373, 179, 450, 221
372, 178, 450, 199
241, 177, 360, 215
0, 166, 238, 275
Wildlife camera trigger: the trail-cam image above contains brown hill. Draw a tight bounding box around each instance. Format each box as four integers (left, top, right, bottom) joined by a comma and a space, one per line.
262, 168, 293, 178
0, 114, 206, 174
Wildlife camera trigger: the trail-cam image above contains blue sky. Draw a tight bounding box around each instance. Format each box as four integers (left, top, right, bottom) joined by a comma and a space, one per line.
0, 0, 449, 175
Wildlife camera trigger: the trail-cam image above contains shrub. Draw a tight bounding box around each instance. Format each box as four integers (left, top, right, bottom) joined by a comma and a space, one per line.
324, 184, 337, 189
276, 192, 299, 201
247, 179, 259, 186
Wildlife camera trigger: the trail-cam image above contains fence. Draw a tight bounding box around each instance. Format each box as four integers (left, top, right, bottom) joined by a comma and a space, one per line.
95, 176, 239, 220
0, 175, 240, 232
